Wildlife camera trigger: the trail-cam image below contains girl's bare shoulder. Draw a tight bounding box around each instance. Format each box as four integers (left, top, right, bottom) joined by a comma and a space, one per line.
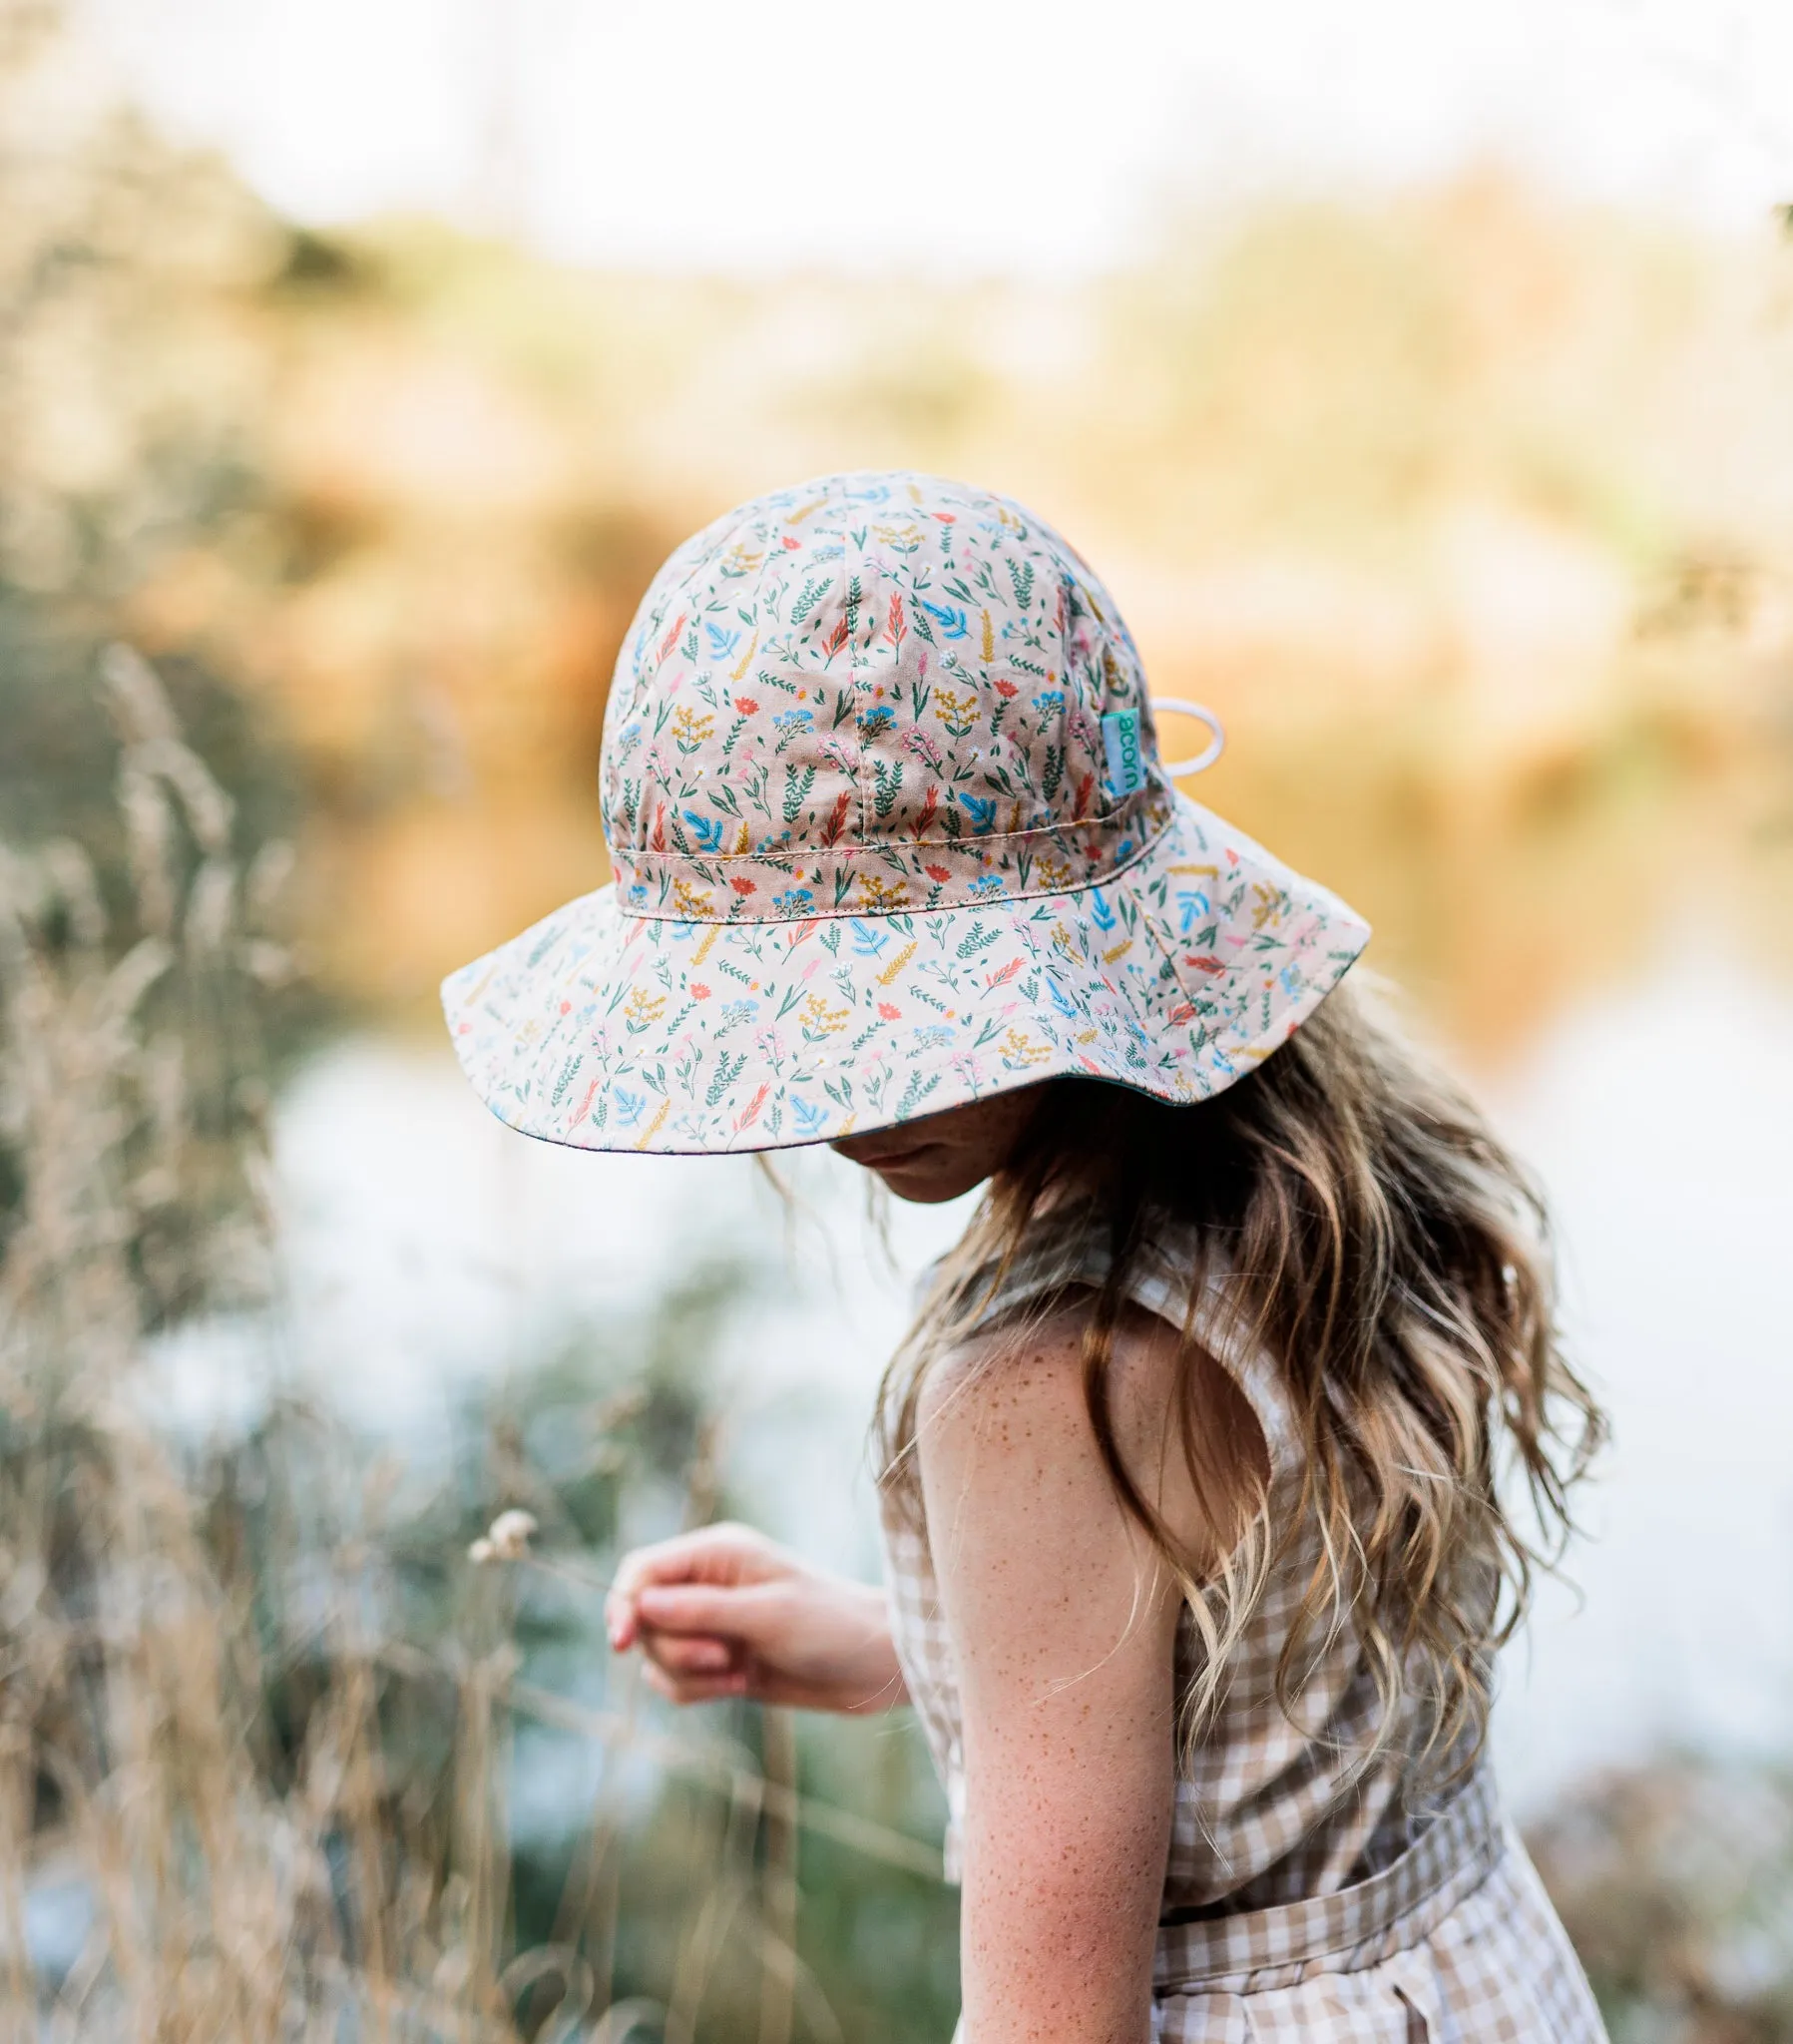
916, 1292, 1269, 1580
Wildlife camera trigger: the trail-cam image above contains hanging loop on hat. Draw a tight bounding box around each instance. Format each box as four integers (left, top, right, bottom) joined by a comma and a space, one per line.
1151, 700, 1225, 777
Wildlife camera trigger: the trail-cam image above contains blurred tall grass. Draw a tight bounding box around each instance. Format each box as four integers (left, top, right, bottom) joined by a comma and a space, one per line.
0, 647, 958, 2038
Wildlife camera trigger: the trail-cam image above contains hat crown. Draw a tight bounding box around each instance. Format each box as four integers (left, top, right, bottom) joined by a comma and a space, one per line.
599, 472, 1174, 922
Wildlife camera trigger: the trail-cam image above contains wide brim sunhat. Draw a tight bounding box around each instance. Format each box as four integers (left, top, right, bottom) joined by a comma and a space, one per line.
443, 472, 1370, 1156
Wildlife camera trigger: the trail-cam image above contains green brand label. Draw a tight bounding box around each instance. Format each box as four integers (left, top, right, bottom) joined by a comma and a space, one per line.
1102, 709, 1143, 795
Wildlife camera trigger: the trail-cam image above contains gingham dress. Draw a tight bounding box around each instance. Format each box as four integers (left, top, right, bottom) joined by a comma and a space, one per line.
880, 1216, 1607, 2043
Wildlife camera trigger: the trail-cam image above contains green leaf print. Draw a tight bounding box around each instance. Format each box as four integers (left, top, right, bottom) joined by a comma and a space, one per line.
705, 1051, 746, 1107
896, 1069, 942, 1120
789, 576, 830, 625
782, 762, 816, 823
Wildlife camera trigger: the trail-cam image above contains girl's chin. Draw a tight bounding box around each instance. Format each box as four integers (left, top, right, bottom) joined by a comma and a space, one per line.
874, 1160, 979, 1205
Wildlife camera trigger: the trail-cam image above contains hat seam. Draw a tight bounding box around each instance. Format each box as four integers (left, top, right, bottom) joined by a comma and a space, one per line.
613, 779, 1180, 924
614, 775, 1172, 866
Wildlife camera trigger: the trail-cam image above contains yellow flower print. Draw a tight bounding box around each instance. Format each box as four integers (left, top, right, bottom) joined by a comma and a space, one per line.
1000, 1029, 1053, 1069
877, 940, 918, 986
671, 707, 715, 754
1250, 882, 1287, 931
933, 687, 980, 738
672, 877, 714, 918
798, 992, 852, 1040
624, 989, 668, 1032
856, 872, 911, 912
871, 520, 925, 553
1035, 853, 1075, 890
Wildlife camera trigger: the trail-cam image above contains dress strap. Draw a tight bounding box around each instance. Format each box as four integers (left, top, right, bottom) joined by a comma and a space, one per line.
1117, 1254, 1299, 1482
1152, 1769, 1506, 1995
927, 1209, 1300, 1482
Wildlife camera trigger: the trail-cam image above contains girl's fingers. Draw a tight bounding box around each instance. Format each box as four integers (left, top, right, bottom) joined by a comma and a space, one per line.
612, 1523, 763, 1600
608, 1525, 767, 1650
635, 1582, 778, 1638
642, 1632, 734, 1675
642, 1662, 750, 1707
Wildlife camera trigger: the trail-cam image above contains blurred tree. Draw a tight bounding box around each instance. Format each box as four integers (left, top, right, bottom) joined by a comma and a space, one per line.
0, 0, 302, 924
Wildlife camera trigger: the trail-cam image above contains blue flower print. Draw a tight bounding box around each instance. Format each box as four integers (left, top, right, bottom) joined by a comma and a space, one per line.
1176, 889, 1212, 934
772, 887, 817, 914
919, 599, 969, 640
962, 794, 1000, 835
1044, 977, 1080, 1019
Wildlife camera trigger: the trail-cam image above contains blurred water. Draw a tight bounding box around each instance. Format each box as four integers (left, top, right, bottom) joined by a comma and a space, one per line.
263, 951, 1793, 1816
1485, 954, 1793, 1803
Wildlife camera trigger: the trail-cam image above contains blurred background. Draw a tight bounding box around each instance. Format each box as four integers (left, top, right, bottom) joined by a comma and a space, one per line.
3, 0, 1793, 2035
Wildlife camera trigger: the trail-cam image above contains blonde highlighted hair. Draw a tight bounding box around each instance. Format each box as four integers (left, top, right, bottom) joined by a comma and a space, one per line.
876, 972, 1605, 1784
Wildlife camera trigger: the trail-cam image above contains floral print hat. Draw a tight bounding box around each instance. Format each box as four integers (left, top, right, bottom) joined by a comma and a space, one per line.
442, 471, 1370, 1155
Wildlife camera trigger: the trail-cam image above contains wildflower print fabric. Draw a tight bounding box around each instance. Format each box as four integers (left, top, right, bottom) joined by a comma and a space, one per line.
443, 472, 1371, 1155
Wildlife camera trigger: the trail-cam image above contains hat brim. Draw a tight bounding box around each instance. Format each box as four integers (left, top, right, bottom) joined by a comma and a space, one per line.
441, 793, 1370, 1157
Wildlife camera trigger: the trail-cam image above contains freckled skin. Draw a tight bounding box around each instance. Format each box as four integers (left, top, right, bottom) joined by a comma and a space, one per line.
613, 1091, 1266, 2043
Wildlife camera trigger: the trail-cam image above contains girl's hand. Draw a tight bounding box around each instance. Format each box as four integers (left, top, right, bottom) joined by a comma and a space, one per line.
607, 1522, 907, 1716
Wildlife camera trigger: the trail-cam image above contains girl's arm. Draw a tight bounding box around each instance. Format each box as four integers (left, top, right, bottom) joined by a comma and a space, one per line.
919, 1307, 1194, 2044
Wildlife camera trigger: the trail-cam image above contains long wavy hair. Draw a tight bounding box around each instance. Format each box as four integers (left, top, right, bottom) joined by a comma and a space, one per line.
875, 971, 1605, 1785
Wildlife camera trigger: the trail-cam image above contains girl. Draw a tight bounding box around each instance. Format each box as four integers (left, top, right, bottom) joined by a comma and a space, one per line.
444, 471, 1607, 2041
